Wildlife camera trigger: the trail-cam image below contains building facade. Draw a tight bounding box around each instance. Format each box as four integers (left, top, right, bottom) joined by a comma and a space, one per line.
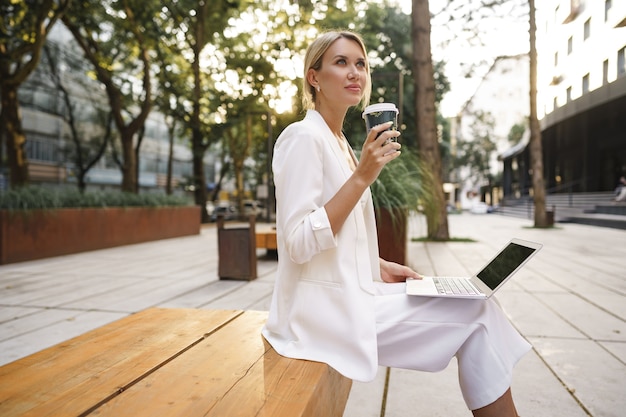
501, 0, 626, 196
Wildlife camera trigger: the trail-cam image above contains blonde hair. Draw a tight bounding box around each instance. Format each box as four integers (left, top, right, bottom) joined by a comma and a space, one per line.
302, 31, 372, 111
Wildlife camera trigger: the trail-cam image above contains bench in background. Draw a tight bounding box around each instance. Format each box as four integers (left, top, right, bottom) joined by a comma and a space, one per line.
255, 227, 277, 256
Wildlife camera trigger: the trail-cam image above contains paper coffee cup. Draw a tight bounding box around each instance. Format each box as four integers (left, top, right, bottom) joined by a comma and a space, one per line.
362, 103, 399, 140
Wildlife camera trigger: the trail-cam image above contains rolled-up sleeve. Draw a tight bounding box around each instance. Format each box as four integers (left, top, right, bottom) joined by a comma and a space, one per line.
273, 122, 337, 264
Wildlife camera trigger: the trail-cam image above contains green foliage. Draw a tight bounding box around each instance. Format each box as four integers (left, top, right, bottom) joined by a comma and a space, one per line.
0, 187, 191, 210
366, 149, 438, 232
508, 121, 527, 145
0, 0, 70, 84
0, 0, 71, 187
61, 0, 167, 193
455, 110, 497, 184
370, 150, 435, 209
342, 3, 450, 152
8, 0, 451, 202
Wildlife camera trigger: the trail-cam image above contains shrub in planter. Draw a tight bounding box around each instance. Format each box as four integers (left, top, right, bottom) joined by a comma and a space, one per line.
0, 187, 199, 264
369, 151, 434, 265
0, 186, 191, 210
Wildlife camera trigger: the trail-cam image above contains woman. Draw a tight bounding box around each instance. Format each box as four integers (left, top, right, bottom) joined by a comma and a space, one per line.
614, 176, 626, 202
262, 30, 530, 417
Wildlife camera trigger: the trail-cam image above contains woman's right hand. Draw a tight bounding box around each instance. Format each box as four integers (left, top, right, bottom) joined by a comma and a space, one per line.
324, 121, 401, 235
354, 121, 402, 186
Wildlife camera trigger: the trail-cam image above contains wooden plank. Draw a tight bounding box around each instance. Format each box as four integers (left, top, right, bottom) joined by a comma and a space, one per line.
225, 342, 352, 417
0, 308, 242, 417
255, 231, 277, 250
265, 231, 277, 250
88, 310, 352, 417
255, 233, 266, 248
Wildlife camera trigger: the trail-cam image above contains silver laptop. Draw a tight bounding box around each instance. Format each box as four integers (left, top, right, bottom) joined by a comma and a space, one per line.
406, 238, 542, 299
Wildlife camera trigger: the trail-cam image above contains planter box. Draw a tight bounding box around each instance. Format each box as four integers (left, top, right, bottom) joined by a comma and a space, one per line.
376, 207, 407, 266
0, 206, 201, 265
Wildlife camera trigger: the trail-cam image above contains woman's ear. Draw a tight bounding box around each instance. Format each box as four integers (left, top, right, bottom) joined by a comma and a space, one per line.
306, 69, 318, 90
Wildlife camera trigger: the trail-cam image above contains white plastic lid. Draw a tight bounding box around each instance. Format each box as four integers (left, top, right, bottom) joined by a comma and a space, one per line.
362, 103, 398, 118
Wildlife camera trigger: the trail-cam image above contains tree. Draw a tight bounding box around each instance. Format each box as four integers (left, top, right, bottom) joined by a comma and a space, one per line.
160, 116, 177, 196
422, 0, 529, 232
341, 4, 451, 169
528, 0, 548, 227
42, 42, 110, 193
210, 0, 317, 216
62, 0, 161, 193
455, 110, 498, 202
507, 121, 526, 145
411, 0, 449, 240
224, 115, 256, 215
157, 0, 243, 222
222, 0, 451, 225
456, 111, 497, 181
0, 0, 71, 188
153, 45, 193, 197
216, 57, 276, 215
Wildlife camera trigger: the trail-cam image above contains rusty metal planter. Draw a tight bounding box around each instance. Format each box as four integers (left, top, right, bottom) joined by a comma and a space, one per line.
0, 206, 201, 265
375, 207, 407, 266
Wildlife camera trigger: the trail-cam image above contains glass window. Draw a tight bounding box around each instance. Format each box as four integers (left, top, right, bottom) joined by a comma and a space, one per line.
25, 134, 60, 163
583, 18, 590, 40
555, 5, 559, 23
567, 36, 573, 54
619, 47, 626, 76
603, 59, 609, 84
605, 0, 612, 22
582, 73, 589, 94
566, 86, 572, 102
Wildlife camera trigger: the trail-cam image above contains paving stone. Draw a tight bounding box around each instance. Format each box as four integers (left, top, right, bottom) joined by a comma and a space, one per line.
531, 337, 626, 417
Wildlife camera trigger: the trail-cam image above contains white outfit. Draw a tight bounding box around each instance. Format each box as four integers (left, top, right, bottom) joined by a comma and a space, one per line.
261, 110, 530, 410
615, 186, 626, 202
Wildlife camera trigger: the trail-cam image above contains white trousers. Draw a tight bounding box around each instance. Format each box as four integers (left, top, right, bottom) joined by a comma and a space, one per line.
373, 282, 531, 410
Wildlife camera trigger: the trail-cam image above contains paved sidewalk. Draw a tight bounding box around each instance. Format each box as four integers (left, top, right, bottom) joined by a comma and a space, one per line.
1, 213, 624, 416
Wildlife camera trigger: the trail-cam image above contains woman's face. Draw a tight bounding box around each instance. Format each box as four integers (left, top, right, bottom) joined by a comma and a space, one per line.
310, 37, 368, 109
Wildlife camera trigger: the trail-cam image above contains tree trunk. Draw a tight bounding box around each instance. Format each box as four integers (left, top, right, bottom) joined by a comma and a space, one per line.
190, 119, 208, 224
62, 4, 152, 195
191, 2, 210, 224
529, 0, 548, 227
121, 131, 137, 193
1, 87, 29, 187
166, 120, 175, 196
411, 0, 449, 239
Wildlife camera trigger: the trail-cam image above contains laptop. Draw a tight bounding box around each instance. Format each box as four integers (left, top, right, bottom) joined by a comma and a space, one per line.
406, 238, 542, 299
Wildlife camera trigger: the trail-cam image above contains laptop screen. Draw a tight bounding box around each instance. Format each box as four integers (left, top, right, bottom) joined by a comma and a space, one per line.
476, 242, 537, 290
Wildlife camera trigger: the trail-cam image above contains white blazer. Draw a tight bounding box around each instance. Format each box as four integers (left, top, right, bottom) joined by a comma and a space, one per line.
262, 110, 382, 382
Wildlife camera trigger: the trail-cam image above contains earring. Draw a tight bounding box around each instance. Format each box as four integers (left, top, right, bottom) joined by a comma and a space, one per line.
316, 85, 321, 92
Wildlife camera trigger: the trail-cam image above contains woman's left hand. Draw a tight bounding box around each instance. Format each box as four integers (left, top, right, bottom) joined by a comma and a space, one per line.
379, 258, 422, 283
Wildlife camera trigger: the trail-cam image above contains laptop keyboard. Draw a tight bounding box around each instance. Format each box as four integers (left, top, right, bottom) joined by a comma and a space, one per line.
433, 277, 480, 295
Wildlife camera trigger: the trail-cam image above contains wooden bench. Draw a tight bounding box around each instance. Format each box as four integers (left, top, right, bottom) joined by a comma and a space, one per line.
0, 308, 352, 417
255, 228, 277, 256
